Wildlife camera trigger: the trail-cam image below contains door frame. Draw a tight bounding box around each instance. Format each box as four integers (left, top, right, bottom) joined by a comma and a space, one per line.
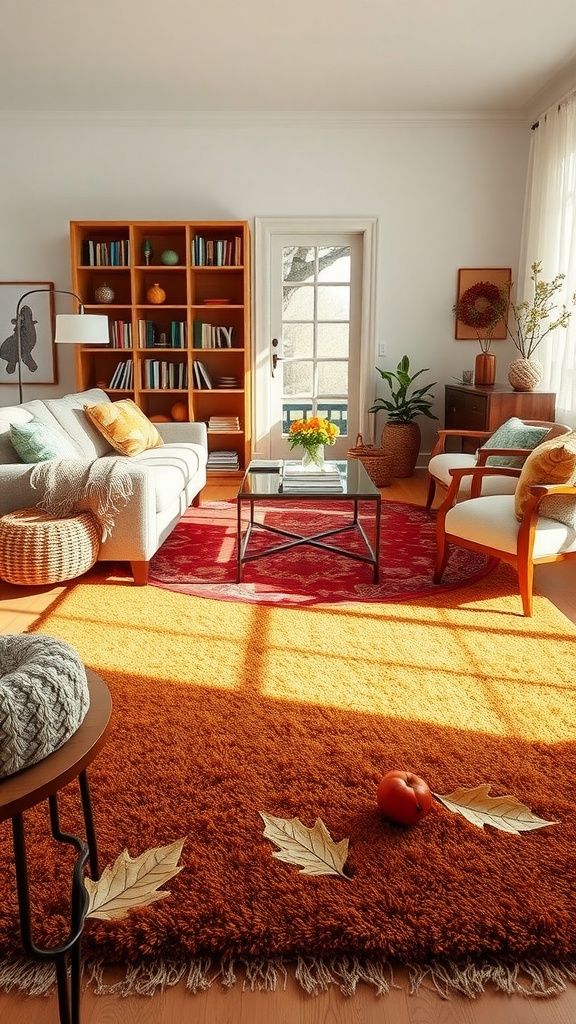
253, 216, 379, 458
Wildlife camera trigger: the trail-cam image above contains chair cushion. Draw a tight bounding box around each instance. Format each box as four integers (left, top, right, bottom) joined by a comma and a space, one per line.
84, 399, 164, 457
445, 494, 576, 558
481, 417, 551, 467
515, 431, 576, 525
428, 453, 519, 497
9, 418, 79, 463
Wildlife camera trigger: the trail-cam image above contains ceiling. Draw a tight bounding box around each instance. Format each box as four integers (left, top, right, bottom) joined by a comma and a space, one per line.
2, 0, 576, 119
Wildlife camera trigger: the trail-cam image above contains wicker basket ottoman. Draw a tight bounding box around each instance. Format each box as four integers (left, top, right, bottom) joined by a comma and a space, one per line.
0, 508, 101, 586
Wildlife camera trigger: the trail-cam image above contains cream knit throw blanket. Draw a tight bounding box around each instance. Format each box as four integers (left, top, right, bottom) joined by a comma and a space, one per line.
30, 457, 134, 540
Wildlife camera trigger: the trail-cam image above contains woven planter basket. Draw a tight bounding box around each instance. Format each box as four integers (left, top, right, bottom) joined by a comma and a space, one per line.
380, 422, 421, 478
507, 358, 543, 392
0, 508, 101, 586
347, 435, 392, 486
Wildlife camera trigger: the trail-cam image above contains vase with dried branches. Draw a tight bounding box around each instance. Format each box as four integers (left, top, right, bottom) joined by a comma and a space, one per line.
453, 282, 508, 385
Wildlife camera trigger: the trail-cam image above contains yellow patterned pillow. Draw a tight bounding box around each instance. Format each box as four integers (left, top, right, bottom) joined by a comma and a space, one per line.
83, 400, 164, 457
515, 431, 576, 521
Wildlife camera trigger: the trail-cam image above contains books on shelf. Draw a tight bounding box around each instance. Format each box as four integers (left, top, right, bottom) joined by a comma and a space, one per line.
109, 359, 133, 390
208, 415, 240, 431
281, 462, 343, 492
191, 235, 242, 267
143, 359, 187, 390
110, 320, 132, 349
193, 321, 233, 349
81, 238, 130, 266
138, 320, 186, 349
207, 450, 240, 470
193, 360, 214, 389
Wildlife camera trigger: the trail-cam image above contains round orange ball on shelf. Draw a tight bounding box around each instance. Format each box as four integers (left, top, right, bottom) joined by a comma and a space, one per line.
149, 414, 172, 423
171, 401, 188, 422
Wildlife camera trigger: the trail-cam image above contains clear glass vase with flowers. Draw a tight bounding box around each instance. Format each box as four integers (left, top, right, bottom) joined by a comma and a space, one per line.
287, 416, 339, 468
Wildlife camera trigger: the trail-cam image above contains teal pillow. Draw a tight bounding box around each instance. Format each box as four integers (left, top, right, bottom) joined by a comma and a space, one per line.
10, 418, 79, 463
481, 417, 551, 468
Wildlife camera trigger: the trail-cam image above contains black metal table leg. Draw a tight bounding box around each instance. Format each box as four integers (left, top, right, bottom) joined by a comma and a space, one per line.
10, 774, 99, 1024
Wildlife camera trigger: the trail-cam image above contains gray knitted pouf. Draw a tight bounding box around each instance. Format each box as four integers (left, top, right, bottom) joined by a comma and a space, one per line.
0, 635, 90, 779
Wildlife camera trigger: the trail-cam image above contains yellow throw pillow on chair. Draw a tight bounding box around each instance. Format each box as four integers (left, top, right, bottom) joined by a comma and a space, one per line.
84, 399, 164, 457
514, 431, 576, 526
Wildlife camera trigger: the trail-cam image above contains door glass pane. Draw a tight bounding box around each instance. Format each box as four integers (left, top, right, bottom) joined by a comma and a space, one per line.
283, 360, 313, 396
283, 285, 314, 320
283, 323, 314, 358
318, 362, 348, 395
317, 246, 351, 282
283, 400, 313, 433
317, 323, 349, 358
283, 246, 316, 283
317, 402, 348, 436
317, 285, 350, 320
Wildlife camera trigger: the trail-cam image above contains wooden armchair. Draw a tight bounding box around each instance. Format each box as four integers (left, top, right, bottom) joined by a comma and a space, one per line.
434, 464, 576, 616
425, 422, 571, 510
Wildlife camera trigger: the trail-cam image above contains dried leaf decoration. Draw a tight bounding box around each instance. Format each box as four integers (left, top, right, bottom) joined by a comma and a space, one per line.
85, 838, 185, 920
260, 812, 349, 877
434, 785, 557, 834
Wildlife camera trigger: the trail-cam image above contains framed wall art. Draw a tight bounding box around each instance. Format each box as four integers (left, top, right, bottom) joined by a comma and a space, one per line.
0, 281, 57, 387
455, 268, 511, 340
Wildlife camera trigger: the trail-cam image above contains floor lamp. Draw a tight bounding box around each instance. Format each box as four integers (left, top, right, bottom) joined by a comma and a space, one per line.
14, 287, 109, 403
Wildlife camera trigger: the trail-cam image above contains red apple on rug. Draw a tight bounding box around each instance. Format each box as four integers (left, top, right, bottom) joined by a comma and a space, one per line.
377, 770, 432, 825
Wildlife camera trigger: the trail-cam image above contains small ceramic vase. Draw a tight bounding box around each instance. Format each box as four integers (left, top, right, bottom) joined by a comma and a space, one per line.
142, 239, 153, 265
94, 283, 115, 304
147, 283, 166, 305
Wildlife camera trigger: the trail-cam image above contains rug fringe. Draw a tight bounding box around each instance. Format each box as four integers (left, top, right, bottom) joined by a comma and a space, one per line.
1, 956, 576, 999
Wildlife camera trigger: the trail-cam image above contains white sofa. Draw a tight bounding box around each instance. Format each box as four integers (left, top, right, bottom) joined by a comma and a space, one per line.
0, 388, 208, 584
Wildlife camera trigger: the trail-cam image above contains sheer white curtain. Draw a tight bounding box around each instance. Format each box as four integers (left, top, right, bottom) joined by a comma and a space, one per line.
519, 94, 576, 426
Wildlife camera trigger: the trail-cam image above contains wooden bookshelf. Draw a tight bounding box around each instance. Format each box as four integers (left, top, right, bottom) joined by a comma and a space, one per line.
69, 220, 251, 477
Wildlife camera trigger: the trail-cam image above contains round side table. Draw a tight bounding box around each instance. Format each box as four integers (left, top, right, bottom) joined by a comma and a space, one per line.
0, 668, 112, 1024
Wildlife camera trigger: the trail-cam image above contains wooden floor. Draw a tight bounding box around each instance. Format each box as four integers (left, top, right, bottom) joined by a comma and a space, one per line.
1, 471, 575, 1023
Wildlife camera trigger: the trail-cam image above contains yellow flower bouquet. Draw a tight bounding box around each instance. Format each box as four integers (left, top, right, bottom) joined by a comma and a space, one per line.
288, 416, 339, 466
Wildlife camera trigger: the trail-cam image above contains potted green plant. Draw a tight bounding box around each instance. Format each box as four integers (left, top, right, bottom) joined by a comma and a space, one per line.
369, 355, 437, 477
504, 261, 575, 391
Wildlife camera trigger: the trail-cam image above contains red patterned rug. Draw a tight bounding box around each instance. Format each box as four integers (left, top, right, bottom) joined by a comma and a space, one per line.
148, 500, 497, 605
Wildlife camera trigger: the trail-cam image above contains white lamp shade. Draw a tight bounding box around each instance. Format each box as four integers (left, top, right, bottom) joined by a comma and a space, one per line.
55, 314, 110, 345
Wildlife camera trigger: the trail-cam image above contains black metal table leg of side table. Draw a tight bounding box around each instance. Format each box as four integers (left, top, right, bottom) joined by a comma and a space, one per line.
10, 778, 97, 1024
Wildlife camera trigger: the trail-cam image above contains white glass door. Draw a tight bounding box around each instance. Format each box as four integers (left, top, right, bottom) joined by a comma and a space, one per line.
270, 234, 361, 460
254, 217, 378, 463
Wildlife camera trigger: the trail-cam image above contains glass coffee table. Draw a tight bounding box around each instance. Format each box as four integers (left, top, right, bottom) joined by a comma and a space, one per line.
236, 459, 381, 582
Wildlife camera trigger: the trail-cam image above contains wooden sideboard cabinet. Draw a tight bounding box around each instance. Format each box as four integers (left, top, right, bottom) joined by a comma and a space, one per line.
444, 383, 556, 451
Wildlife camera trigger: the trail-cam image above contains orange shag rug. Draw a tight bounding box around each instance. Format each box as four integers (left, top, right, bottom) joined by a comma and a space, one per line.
2, 561, 576, 999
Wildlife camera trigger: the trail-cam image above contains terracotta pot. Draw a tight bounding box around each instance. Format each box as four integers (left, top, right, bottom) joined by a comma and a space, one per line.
474, 352, 496, 386
508, 358, 543, 392
380, 421, 421, 478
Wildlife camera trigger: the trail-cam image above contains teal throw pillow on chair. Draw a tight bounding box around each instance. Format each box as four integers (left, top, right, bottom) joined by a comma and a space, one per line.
10, 418, 79, 463
480, 417, 551, 468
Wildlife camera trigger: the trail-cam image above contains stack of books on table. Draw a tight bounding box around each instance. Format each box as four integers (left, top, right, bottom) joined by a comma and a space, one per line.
281, 462, 343, 492
207, 450, 240, 471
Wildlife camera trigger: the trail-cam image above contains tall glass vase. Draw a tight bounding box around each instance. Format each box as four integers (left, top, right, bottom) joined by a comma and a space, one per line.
301, 444, 325, 470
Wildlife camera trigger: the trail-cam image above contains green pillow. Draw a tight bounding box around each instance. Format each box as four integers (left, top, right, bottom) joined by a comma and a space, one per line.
10, 418, 79, 463
481, 417, 551, 468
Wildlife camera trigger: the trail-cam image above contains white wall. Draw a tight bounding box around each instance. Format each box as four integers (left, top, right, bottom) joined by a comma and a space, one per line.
0, 112, 530, 455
